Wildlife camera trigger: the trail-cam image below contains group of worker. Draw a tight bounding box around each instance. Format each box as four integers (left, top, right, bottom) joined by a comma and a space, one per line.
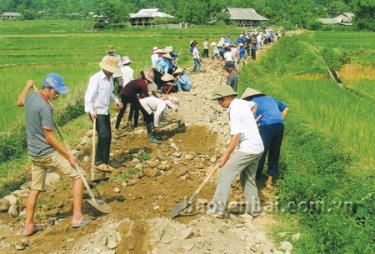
17, 30, 287, 235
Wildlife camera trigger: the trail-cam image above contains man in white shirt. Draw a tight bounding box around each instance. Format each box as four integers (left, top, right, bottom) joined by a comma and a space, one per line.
84, 56, 123, 173
151, 47, 161, 69
120, 55, 134, 91
192, 43, 201, 73
139, 96, 184, 132
208, 85, 264, 218
203, 39, 209, 58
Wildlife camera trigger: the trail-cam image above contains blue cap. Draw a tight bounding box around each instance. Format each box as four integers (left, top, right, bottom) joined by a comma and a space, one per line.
43, 73, 69, 94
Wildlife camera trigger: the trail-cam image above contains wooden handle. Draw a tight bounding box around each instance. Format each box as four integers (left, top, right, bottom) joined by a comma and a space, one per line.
91, 118, 96, 181
190, 165, 220, 201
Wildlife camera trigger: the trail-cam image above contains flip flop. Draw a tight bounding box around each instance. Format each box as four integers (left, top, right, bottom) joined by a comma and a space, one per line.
22, 225, 44, 237
71, 218, 90, 228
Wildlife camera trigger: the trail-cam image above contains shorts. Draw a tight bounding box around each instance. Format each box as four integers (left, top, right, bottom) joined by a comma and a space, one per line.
30, 151, 80, 191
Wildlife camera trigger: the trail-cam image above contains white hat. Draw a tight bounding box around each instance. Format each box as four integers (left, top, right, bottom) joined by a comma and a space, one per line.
164, 46, 174, 53
173, 67, 184, 75
211, 42, 216, 46
153, 46, 158, 51
122, 55, 132, 65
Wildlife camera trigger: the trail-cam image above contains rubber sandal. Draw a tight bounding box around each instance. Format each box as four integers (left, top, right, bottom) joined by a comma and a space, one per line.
71, 218, 90, 228
22, 225, 45, 237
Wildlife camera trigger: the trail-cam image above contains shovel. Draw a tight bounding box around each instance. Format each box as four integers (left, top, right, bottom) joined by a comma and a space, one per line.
170, 165, 220, 219
53, 119, 112, 214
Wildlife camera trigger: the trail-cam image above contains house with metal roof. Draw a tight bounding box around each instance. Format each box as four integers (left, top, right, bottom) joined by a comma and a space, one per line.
129, 9, 175, 26
319, 12, 355, 26
0, 12, 22, 20
225, 8, 268, 26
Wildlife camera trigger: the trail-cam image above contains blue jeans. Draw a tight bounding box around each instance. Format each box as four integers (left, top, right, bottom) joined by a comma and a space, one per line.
257, 123, 284, 178
193, 59, 201, 73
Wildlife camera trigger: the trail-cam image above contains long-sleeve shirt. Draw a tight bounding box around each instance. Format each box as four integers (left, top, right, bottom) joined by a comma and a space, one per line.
84, 71, 117, 115
156, 57, 169, 74
151, 53, 159, 68
120, 79, 149, 98
120, 65, 134, 87
192, 47, 200, 59
139, 96, 167, 127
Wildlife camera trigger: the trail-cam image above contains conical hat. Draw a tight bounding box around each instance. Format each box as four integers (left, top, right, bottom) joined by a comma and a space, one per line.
240, 88, 265, 100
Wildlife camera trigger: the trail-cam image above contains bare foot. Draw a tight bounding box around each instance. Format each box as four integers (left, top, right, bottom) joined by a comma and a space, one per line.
266, 176, 273, 190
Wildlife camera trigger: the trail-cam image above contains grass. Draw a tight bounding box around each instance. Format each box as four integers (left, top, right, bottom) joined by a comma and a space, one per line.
239, 33, 375, 253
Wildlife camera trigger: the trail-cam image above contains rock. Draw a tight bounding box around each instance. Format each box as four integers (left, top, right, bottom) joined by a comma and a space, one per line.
83, 156, 90, 163
45, 209, 59, 218
279, 241, 294, 253
113, 187, 121, 193
3, 195, 18, 206
121, 181, 127, 187
292, 233, 301, 241
172, 152, 182, 158
12, 190, 29, 198
15, 241, 28, 251
180, 174, 190, 181
45, 172, 61, 186
132, 158, 140, 163
210, 156, 217, 163
158, 163, 171, 171
127, 179, 138, 186
148, 160, 160, 168
0, 199, 10, 212
184, 154, 195, 160
175, 168, 188, 177
8, 205, 19, 218
106, 232, 118, 250
144, 168, 161, 177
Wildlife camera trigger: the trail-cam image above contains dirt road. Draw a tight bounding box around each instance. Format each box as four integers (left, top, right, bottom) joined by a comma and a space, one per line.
0, 43, 291, 254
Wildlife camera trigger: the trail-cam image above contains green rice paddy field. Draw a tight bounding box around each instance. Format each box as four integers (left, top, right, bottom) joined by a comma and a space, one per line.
0, 20, 373, 253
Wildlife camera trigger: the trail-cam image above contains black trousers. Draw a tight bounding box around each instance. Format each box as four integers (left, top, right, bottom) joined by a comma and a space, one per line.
251, 48, 256, 60
95, 114, 111, 165
256, 123, 284, 178
203, 49, 209, 58
115, 95, 138, 129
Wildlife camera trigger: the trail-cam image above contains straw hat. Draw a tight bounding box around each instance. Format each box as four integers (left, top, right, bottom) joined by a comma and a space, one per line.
152, 46, 158, 51
240, 88, 265, 100
163, 53, 172, 60
211, 42, 216, 46
161, 73, 175, 82
144, 69, 154, 83
107, 45, 115, 53
224, 43, 230, 48
173, 67, 184, 75
122, 55, 132, 65
154, 49, 165, 54
212, 85, 238, 100
239, 43, 244, 46
164, 46, 174, 53
147, 82, 158, 93
99, 56, 121, 75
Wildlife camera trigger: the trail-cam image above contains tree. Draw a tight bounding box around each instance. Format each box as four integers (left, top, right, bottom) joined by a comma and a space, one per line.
353, 0, 375, 30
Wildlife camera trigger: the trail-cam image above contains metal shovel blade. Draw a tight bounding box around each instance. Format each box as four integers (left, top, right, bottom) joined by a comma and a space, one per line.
86, 198, 112, 214
170, 200, 192, 219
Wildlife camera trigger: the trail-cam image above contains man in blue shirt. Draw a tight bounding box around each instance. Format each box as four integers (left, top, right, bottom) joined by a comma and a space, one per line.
241, 88, 289, 189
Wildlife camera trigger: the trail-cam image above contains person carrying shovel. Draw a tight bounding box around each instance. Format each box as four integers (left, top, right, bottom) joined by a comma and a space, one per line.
16, 73, 88, 236
84, 56, 123, 173
208, 85, 264, 218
